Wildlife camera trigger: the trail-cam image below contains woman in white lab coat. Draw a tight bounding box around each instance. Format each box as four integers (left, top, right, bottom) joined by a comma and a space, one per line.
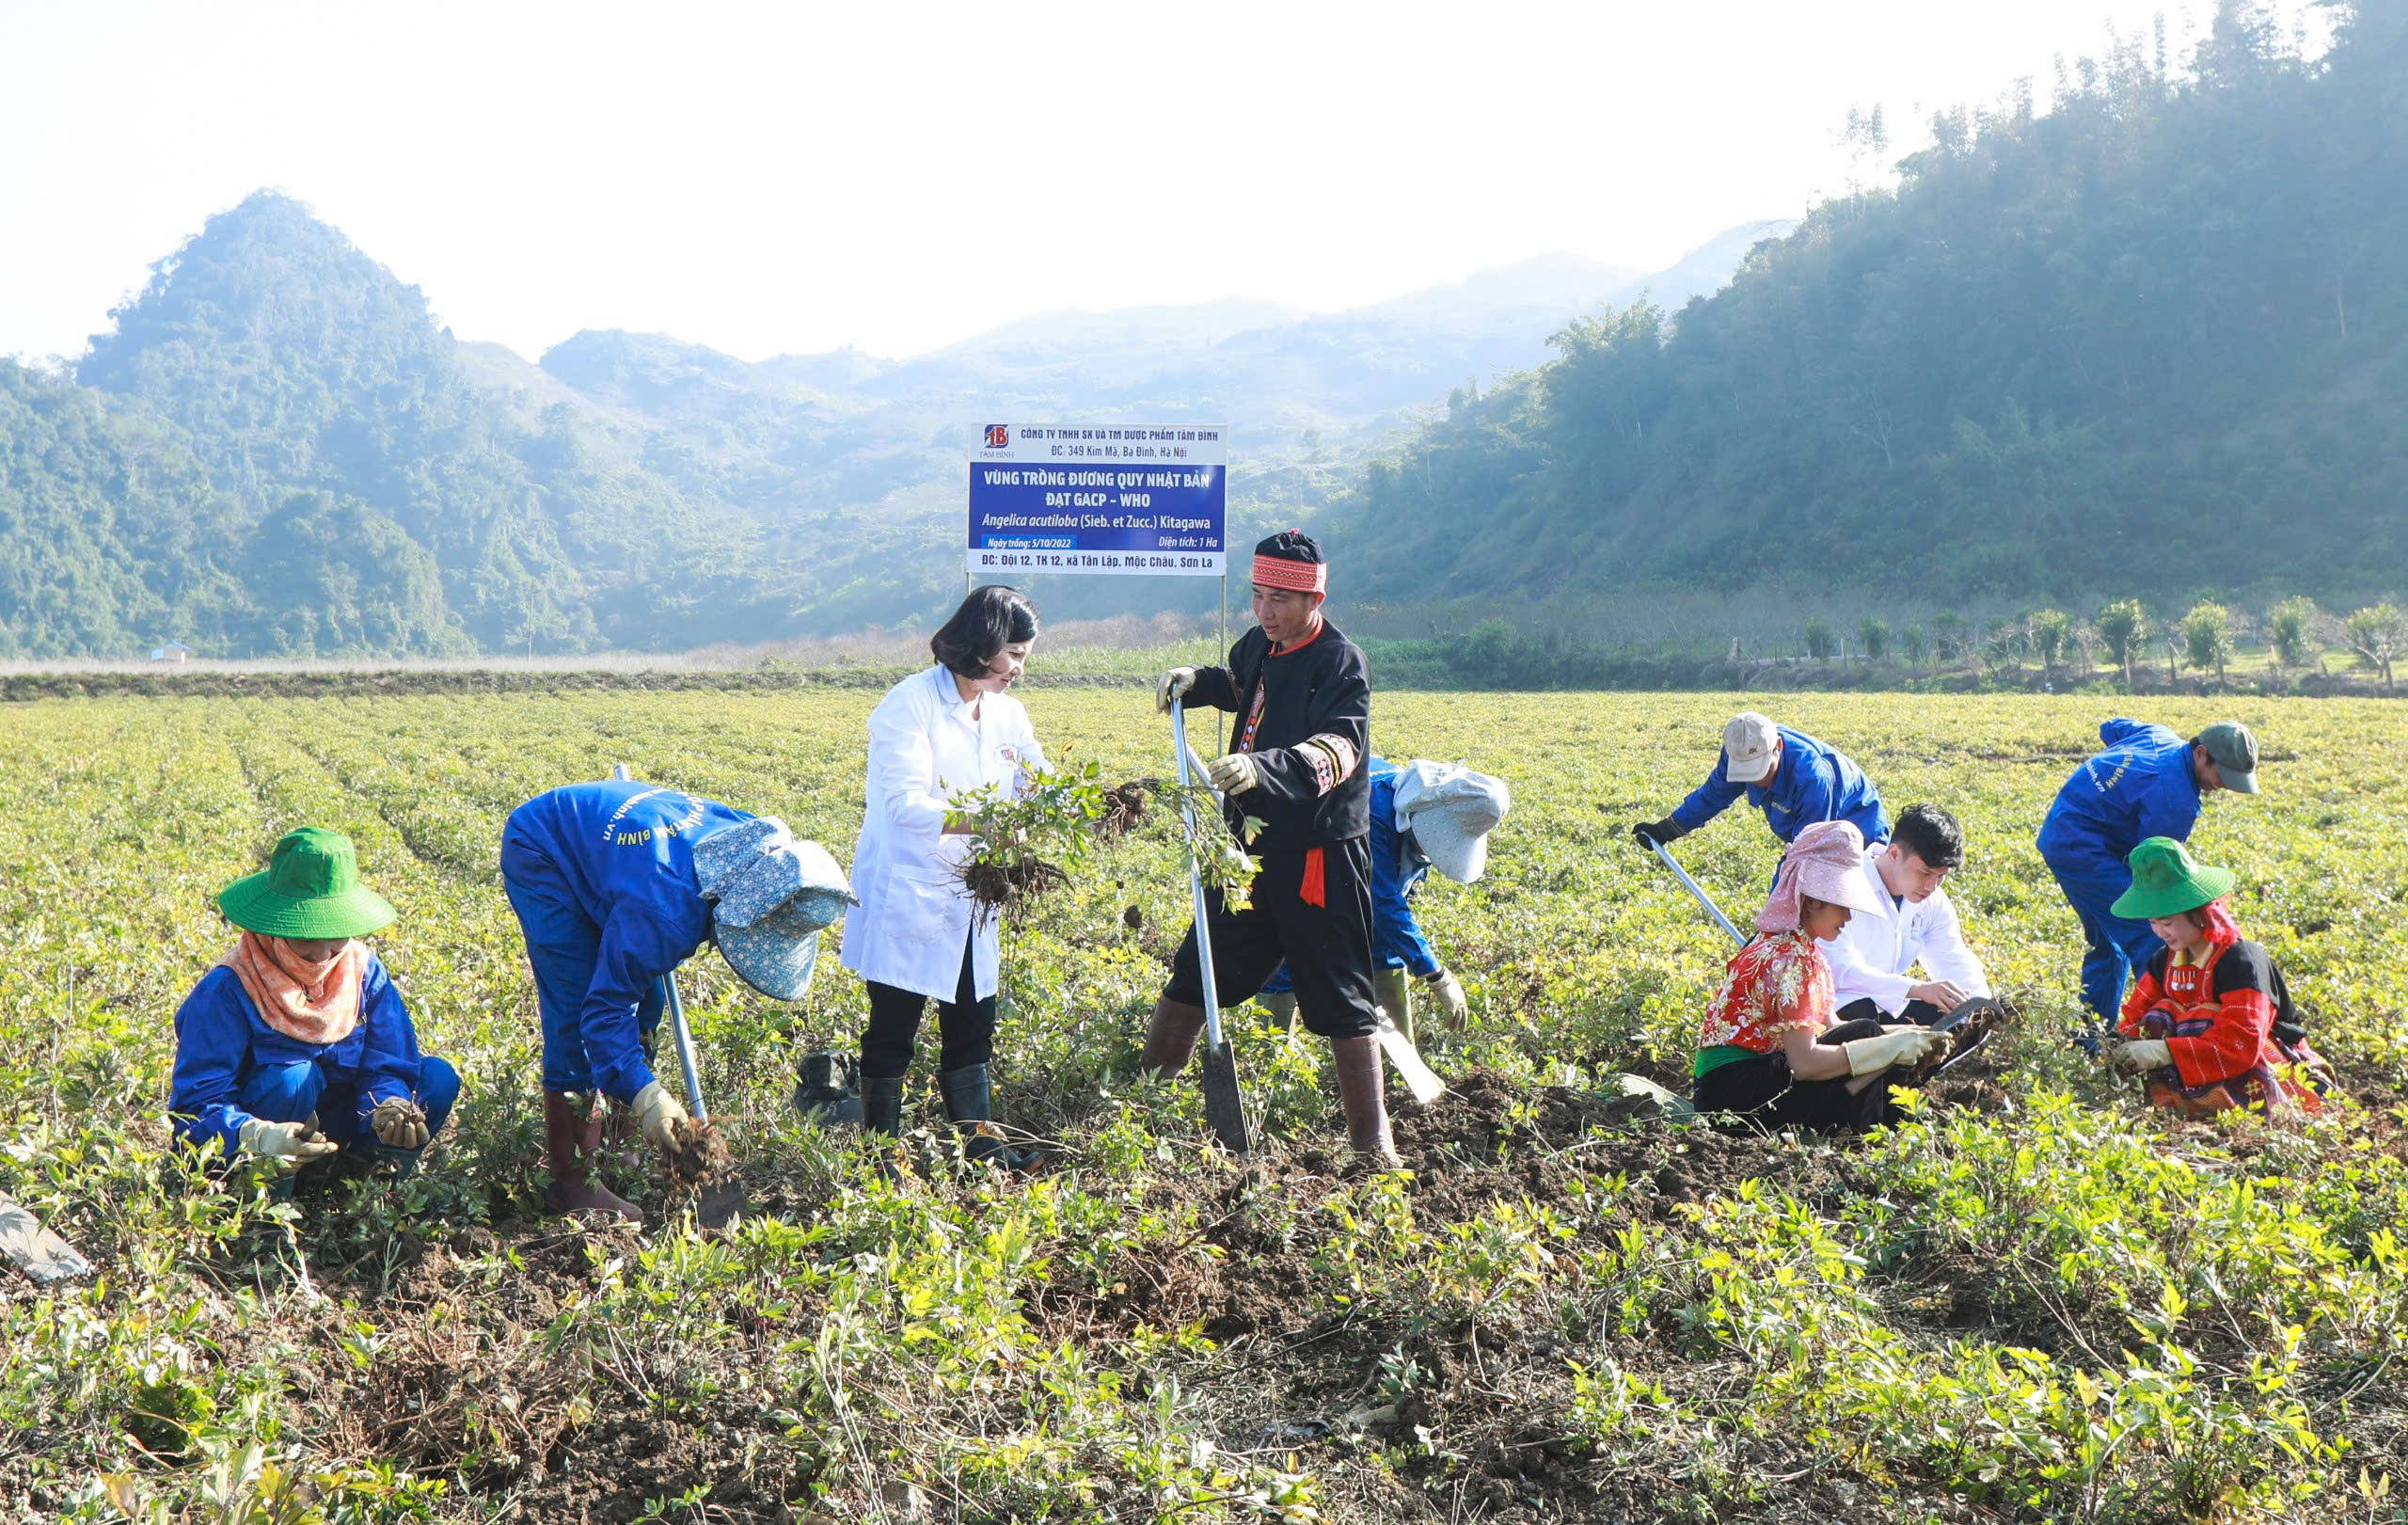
842, 585, 1045, 1162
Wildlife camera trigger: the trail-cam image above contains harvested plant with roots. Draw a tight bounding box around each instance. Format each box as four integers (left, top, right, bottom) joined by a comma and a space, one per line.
949, 761, 1261, 922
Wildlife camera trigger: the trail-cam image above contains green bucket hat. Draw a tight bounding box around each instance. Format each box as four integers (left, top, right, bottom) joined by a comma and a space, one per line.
218, 827, 397, 939
2111, 836, 2238, 921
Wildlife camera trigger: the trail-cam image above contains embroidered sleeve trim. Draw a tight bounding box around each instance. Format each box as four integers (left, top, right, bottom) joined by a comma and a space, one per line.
1298, 733, 1359, 796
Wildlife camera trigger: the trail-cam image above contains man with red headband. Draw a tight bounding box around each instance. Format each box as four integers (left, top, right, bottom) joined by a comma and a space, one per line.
1145, 530, 1398, 1167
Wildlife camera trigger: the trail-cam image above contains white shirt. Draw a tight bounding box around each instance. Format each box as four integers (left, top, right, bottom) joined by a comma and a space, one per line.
840, 665, 1046, 1002
1816, 845, 1992, 1016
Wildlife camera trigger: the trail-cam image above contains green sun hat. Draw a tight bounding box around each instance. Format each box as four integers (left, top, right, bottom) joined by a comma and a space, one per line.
2111, 835, 2238, 921
217, 827, 398, 939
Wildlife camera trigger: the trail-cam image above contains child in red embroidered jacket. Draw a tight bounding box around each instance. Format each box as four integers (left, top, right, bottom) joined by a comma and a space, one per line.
2107, 836, 2334, 1115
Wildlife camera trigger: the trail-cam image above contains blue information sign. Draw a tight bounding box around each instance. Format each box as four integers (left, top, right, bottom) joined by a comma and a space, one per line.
968, 422, 1227, 577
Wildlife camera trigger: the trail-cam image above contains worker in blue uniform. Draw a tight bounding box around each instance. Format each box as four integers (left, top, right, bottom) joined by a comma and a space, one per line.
500, 778, 852, 1224
1259, 755, 1508, 1044
170, 827, 458, 1191
2036, 718, 2260, 1029
1633, 711, 1887, 853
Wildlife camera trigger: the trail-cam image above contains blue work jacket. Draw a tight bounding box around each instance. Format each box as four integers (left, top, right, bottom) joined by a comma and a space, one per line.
2036, 719, 2200, 871
1670, 725, 1889, 847
169, 956, 424, 1156
502, 781, 752, 1103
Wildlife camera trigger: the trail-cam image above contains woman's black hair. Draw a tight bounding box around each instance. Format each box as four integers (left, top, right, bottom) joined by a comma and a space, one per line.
931, 585, 1040, 679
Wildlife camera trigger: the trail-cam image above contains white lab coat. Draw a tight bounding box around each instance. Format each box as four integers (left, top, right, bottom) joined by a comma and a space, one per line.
1816, 845, 1993, 1016
841, 665, 1046, 1001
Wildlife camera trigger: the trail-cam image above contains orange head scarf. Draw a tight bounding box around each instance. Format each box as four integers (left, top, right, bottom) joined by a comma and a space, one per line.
219, 930, 368, 1045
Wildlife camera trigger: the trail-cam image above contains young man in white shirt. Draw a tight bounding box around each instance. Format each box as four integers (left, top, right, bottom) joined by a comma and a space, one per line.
1819, 803, 1994, 1026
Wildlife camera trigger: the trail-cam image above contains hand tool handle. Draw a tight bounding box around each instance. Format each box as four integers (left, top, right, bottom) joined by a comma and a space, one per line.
1652, 837, 1747, 948
1170, 705, 1226, 1051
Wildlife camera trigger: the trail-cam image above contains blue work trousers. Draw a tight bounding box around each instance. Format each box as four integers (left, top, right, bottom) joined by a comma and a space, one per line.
238, 1056, 460, 1148
2046, 856, 2163, 1023
500, 838, 661, 1095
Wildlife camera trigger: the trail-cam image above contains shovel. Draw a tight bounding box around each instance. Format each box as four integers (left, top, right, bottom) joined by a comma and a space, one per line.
1179, 732, 1443, 1108
611, 764, 750, 1229
1647, 836, 1747, 948
1170, 706, 1252, 1153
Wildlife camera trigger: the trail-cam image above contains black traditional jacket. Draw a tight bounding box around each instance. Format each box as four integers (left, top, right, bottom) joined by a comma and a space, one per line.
1182, 619, 1370, 850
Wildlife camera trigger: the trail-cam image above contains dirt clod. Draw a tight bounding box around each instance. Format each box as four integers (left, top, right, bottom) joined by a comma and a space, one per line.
664, 1117, 736, 1186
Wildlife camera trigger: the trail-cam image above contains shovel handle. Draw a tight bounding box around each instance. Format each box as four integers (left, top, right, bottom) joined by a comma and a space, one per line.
1650, 838, 1748, 948
1170, 706, 1226, 1051
613, 763, 710, 1122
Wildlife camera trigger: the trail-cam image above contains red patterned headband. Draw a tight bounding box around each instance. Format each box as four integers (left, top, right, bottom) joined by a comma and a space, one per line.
1252, 556, 1327, 594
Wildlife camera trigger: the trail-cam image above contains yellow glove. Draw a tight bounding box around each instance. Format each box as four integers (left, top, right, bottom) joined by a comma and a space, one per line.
371, 1097, 430, 1150
1423, 967, 1469, 1030
1154, 667, 1197, 713
1844, 1027, 1948, 1076
2111, 1037, 2174, 1072
629, 1081, 689, 1152
1206, 753, 1259, 796
239, 1117, 340, 1173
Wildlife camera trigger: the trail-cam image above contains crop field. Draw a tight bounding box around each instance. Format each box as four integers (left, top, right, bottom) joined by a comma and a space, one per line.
1, 687, 2405, 1523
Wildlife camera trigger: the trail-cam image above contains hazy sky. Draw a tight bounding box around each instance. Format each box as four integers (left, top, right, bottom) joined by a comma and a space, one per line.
2, 1, 2251, 364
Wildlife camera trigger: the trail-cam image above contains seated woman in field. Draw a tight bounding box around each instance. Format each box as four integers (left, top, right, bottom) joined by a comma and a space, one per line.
2107, 837, 2335, 1116
1691, 820, 1950, 1132
170, 828, 457, 1188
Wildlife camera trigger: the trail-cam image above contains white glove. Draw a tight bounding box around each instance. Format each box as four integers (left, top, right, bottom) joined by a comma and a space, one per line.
1155, 667, 1197, 713
1206, 753, 1259, 796
1844, 1027, 1949, 1077
1423, 967, 1468, 1030
370, 1097, 430, 1150
239, 1117, 340, 1172
630, 1080, 689, 1152
2111, 1037, 2174, 1072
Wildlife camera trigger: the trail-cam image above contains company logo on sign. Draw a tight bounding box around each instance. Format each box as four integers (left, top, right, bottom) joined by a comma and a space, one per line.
983, 424, 1010, 450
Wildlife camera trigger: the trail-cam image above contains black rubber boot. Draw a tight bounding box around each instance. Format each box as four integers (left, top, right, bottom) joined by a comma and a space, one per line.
862, 1074, 907, 1137
939, 1065, 1034, 1169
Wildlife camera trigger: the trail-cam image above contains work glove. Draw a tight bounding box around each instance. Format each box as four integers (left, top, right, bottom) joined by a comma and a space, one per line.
2110, 1037, 2174, 1073
629, 1080, 690, 1153
1423, 967, 1468, 1031
1844, 1027, 1949, 1077
1155, 667, 1197, 713
370, 1097, 430, 1151
1206, 753, 1259, 796
238, 1117, 340, 1173
1631, 817, 1687, 850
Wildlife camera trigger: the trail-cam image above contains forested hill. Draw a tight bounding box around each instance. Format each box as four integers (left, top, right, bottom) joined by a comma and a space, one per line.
1333, 5, 2408, 624
3, 192, 1769, 659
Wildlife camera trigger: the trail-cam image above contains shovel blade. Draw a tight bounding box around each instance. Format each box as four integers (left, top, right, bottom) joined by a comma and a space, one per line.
1375, 1016, 1447, 1106
696, 1177, 749, 1231
1199, 1040, 1252, 1155
0, 1197, 92, 1286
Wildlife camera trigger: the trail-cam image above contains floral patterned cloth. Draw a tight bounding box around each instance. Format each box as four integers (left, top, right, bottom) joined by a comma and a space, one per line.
1698, 929, 1836, 1056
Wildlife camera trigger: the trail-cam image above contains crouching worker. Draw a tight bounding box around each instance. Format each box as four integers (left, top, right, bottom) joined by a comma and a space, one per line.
2107, 838, 2334, 1116
502, 780, 852, 1223
1147, 530, 1402, 1168
1692, 820, 1949, 1132
171, 828, 458, 1188
1259, 755, 1508, 1044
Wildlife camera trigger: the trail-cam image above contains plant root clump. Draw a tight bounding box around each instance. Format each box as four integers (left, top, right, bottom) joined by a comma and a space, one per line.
1097, 778, 1153, 837
959, 857, 1069, 919
663, 1117, 737, 1187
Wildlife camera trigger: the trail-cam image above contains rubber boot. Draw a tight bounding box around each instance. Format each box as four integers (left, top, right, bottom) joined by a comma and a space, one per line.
939, 1065, 1035, 1169
1332, 1036, 1402, 1169
1260, 992, 1299, 1035
1139, 997, 1209, 1078
1372, 967, 1416, 1048
862, 1074, 907, 1136
542, 1089, 642, 1224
